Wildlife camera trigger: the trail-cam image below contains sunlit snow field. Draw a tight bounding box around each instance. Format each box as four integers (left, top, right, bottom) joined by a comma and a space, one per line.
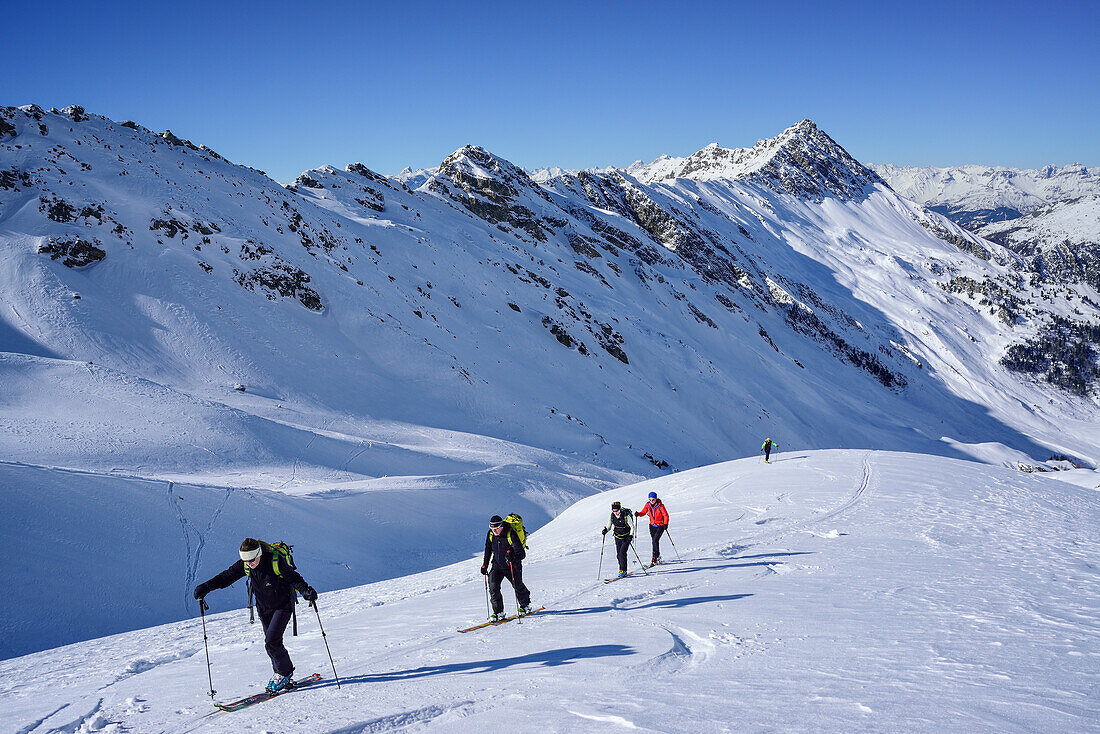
2, 450, 1096, 733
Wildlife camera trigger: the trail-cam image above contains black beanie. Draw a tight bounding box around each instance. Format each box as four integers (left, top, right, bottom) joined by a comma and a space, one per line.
611, 501, 621, 510
490, 515, 504, 523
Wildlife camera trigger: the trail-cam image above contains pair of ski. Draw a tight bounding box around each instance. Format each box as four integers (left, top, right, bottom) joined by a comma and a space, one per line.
214, 672, 323, 712
458, 606, 546, 633
604, 560, 674, 583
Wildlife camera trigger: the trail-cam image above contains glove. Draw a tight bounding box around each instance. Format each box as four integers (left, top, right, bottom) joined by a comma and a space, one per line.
480, 565, 488, 576
302, 586, 318, 603
193, 583, 208, 600
601, 527, 608, 536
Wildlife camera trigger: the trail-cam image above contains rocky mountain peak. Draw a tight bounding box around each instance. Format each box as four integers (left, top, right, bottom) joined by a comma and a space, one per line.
438, 145, 528, 183
427, 145, 554, 241
632, 120, 882, 200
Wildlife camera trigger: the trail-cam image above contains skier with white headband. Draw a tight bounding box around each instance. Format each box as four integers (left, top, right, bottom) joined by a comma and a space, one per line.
194, 538, 317, 693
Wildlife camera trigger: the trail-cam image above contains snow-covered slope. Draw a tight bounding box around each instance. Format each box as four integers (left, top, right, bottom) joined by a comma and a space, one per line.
2, 451, 1096, 732
2, 105, 1098, 658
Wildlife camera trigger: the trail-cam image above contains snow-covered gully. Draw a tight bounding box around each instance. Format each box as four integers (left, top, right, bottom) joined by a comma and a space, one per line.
2, 450, 1096, 733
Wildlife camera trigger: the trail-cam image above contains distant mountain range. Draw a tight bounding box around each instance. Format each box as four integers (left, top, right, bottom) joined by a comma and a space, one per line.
874, 163, 1100, 291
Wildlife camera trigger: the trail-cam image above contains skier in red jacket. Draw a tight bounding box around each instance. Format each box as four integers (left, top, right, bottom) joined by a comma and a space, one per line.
636, 491, 670, 565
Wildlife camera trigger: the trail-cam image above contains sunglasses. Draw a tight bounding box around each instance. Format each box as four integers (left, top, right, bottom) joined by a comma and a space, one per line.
489, 522, 504, 529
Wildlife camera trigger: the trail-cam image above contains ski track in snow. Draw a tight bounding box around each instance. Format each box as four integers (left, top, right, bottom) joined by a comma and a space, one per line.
40, 698, 102, 734
325, 700, 478, 733
13, 705, 68, 734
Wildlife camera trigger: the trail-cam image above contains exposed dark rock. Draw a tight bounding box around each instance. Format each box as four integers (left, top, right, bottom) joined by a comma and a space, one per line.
37, 237, 106, 268
643, 453, 670, 470
784, 306, 906, 389
233, 260, 323, 311
41, 196, 76, 223
758, 325, 779, 352
0, 167, 33, 190
592, 320, 629, 364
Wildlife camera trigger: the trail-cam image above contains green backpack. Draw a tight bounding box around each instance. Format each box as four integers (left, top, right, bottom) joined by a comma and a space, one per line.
503, 513, 528, 549
245, 540, 301, 634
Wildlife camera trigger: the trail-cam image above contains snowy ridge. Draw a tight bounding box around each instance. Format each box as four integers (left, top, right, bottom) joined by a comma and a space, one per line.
1, 451, 1096, 732
1, 104, 1098, 658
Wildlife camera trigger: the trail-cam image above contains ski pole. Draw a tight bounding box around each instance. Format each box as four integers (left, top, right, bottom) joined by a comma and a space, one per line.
310, 600, 341, 689
508, 559, 524, 623
483, 573, 491, 619
664, 528, 683, 562
199, 598, 216, 700
597, 534, 606, 580
629, 539, 650, 575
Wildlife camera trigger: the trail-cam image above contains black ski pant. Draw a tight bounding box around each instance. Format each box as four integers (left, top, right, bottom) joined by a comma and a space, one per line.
614, 534, 632, 573
765, 446, 772, 461
488, 561, 531, 614
649, 524, 666, 561
258, 607, 294, 677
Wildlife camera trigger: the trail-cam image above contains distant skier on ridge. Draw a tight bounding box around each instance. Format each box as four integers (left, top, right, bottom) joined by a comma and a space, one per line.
636, 491, 670, 565
481, 515, 533, 621
762, 437, 779, 463
602, 501, 636, 577
193, 538, 317, 694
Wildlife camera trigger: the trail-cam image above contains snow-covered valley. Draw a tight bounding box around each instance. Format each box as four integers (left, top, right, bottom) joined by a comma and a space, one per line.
2, 451, 1096, 733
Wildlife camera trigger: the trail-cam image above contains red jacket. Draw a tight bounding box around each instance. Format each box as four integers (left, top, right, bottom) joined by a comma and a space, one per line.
637, 499, 669, 526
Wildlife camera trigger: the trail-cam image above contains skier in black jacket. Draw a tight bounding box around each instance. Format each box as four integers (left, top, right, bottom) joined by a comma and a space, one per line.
194, 538, 317, 693
601, 501, 636, 577
481, 515, 532, 621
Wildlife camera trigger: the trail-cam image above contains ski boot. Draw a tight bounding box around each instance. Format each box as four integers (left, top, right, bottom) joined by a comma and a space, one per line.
518, 605, 533, 616
266, 673, 294, 694
617, 570, 627, 578
489, 612, 506, 623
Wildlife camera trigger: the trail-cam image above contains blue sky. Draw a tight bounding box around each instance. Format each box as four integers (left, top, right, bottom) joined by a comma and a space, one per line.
4, 0, 1096, 182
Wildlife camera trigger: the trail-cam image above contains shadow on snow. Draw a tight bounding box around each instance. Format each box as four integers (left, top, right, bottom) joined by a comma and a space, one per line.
311, 644, 634, 686
547, 592, 753, 617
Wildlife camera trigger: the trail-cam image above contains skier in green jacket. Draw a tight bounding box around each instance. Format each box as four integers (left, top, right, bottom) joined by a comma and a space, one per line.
762, 438, 779, 463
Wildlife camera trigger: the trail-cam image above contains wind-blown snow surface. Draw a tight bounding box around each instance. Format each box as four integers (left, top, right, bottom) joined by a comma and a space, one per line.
2, 451, 1096, 733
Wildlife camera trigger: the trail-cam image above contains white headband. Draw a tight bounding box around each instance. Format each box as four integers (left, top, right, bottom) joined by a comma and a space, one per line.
240, 546, 262, 562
